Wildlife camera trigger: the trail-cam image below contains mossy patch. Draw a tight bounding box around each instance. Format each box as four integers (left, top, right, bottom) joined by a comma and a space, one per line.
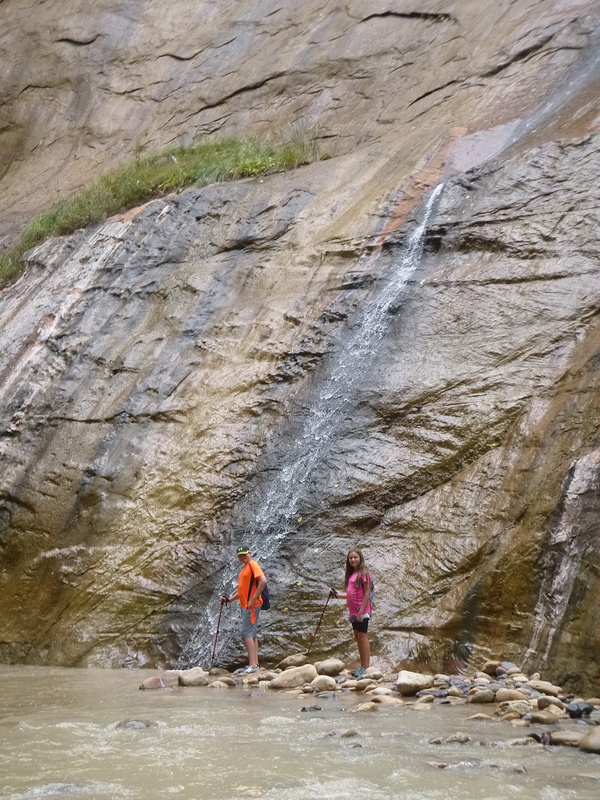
1, 134, 324, 288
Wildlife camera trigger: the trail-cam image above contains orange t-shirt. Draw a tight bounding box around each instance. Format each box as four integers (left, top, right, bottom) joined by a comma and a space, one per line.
238, 560, 265, 609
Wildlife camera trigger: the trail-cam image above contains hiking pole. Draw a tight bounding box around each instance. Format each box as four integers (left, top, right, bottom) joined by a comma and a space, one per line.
306, 591, 334, 657
210, 598, 226, 669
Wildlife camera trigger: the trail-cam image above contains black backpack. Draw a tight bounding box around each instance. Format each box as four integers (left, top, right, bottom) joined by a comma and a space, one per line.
247, 568, 270, 610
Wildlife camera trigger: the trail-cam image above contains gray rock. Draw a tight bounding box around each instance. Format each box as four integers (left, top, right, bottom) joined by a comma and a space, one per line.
269, 664, 317, 689
579, 727, 600, 754
397, 671, 434, 696
315, 658, 345, 677
178, 667, 209, 687
470, 689, 495, 704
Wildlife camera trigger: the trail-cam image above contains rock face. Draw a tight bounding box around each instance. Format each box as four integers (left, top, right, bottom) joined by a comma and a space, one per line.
0, 1, 598, 694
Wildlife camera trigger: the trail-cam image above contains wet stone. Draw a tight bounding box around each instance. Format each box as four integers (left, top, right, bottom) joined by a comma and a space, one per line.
566, 702, 594, 718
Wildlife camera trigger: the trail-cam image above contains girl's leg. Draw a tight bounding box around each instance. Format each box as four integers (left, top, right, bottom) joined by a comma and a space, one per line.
354, 631, 370, 668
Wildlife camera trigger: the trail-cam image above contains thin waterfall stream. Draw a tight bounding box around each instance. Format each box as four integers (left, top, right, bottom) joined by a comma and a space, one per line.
180, 182, 445, 667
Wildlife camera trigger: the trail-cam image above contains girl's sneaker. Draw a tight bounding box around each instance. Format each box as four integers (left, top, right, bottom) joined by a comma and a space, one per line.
243, 665, 259, 673
353, 668, 367, 679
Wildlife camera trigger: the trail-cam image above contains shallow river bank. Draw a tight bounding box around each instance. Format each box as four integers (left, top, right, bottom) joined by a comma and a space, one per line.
1, 665, 599, 800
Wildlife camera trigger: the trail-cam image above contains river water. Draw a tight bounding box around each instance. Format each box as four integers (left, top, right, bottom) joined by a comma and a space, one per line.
1, 666, 599, 800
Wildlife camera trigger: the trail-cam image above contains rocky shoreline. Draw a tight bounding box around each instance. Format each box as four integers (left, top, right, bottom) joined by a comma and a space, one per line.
139, 655, 600, 756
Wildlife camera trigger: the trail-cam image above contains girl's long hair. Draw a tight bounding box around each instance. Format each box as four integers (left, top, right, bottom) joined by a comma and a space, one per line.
345, 548, 367, 588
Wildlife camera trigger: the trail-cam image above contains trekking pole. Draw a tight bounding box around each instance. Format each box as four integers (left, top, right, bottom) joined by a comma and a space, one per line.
210, 598, 226, 669
306, 592, 333, 657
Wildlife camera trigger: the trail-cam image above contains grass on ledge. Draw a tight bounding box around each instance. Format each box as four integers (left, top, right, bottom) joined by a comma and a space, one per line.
0, 135, 323, 288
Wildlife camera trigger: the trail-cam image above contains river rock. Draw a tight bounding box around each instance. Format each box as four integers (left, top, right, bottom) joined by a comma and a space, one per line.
355, 702, 378, 712
208, 680, 234, 689
495, 688, 528, 702
356, 679, 376, 691
537, 696, 565, 711
566, 702, 594, 718
444, 732, 470, 744
448, 687, 464, 697
496, 662, 519, 676
415, 694, 434, 704
526, 680, 561, 697
371, 694, 404, 705
315, 658, 344, 677
498, 701, 533, 717
578, 727, 600, 754
311, 675, 337, 692
178, 667, 209, 687
277, 654, 308, 670
397, 671, 435, 696
115, 718, 158, 729
482, 661, 501, 676
550, 731, 583, 747
139, 676, 176, 690
269, 664, 317, 689
364, 668, 383, 680
469, 689, 495, 704
530, 710, 559, 725
468, 713, 492, 721
372, 686, 393, 696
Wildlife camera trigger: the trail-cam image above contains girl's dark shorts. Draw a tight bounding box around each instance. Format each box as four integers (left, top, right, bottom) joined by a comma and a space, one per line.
351, 618, 369, 633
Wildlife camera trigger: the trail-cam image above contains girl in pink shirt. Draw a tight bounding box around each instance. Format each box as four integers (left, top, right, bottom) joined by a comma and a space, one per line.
330, 549, 371, 678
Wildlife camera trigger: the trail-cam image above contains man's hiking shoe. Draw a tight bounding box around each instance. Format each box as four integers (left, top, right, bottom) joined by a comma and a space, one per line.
242, 665, 259, 673
352, 668, 367, 679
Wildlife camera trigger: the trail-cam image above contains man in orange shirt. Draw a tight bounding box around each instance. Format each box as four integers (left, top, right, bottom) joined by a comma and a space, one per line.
221, 547, 267, 673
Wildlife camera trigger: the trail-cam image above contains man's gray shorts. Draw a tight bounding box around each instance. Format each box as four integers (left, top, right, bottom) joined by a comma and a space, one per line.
241, 607, 260, 639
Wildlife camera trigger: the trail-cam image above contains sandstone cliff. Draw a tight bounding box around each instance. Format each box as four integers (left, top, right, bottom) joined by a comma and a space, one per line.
0, 0, 598, 692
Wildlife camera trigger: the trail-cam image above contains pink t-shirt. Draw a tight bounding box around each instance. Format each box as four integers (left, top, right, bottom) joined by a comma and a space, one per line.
346, 571, 372, 618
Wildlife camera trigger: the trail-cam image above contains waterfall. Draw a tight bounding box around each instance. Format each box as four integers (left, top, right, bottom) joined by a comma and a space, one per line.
180, 182, 444, 667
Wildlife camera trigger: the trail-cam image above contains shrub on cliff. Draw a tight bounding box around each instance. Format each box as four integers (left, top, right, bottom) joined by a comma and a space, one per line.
0, 134, 323, 288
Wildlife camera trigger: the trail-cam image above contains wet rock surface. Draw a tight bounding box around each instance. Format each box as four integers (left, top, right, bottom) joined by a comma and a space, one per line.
0, 1, 598, 694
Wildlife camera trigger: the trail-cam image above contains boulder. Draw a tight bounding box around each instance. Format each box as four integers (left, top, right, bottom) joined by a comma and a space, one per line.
444, 732, 470, 744
396, 670, 435, 696
469, 689, 495, 704
139, 675, 176, 690
115, 718, 158, 729
371, 695, 404, 705
495, 688, 528, 702
566, 701, 594, 718
550, 731, 583, 747
530, 710, 559, 725
315, 658, 345, 677
526, 680, 561, 697
498, 700, 533, 717
355, 702, 378, 712
277, 654, 308, 670
537, 696, 564, 711
356, 679, 376, 691
311, 675, 337, 692
482, 660, 501, 676
178, 667, 209, 687
579, 727, 600, 754
269, 664, 317, 689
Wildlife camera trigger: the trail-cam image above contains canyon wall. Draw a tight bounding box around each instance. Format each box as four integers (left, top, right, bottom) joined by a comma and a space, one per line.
0, 0, 598, 691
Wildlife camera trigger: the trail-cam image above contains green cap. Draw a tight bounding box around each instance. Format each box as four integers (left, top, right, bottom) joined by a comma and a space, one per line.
236, 546, 251, 556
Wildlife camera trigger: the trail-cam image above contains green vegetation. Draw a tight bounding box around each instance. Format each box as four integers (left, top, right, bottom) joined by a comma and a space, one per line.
0, 135, 322, 288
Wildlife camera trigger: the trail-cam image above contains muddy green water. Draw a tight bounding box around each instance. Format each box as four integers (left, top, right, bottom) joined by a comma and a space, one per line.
1, 666, 599, 800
